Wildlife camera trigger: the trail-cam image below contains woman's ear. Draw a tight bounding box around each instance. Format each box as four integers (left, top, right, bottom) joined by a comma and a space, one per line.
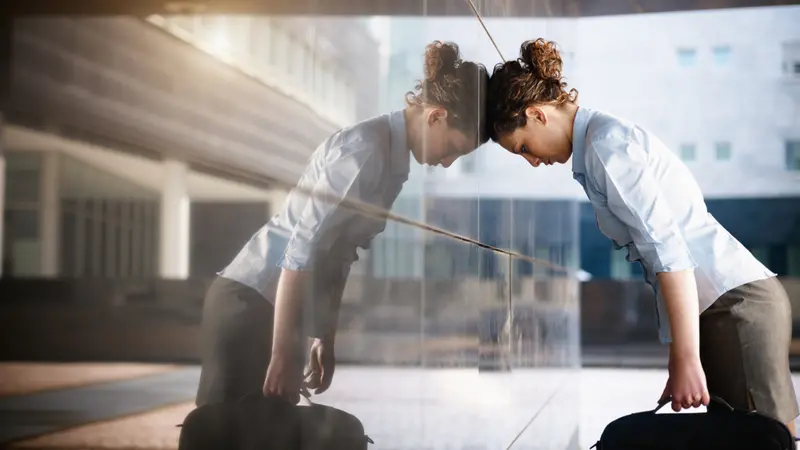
426, 106, 449, 126
524, 106, 547, 125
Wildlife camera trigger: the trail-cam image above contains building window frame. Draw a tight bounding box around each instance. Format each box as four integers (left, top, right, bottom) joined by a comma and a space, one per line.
714, 141, 732, 161
679, 143, 697, 162
711, 45, 732, 67
786, 140, 800, 171
676, 47, 697, 67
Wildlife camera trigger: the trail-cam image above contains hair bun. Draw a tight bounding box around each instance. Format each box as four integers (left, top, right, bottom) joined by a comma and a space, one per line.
424, 40, 460, 82
519, 38, 563, 81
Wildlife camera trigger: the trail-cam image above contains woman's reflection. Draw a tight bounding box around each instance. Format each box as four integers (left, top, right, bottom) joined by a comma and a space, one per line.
195, 40, 489, 406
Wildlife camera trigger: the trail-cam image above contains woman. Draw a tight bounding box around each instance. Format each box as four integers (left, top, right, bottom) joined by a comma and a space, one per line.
195, 41, 489, 406
486, 38, 797, 434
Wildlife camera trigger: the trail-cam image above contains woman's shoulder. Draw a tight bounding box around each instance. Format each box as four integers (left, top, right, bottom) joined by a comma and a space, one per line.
314, 113, 396, 187
334, 113, 392, 146
581, 109, 653, 171
584, 109, 639, 145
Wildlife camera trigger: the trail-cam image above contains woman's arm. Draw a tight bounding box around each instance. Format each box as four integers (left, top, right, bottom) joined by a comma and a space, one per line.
271, 268, 307, 359
658, 269, 700, 360
264, 142, 377, 403
585, 132, 708, 411
262, 268, 307, 404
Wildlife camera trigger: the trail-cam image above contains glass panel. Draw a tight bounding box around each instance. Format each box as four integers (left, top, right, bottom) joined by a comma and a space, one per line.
9, 4, 800, 450
6, 151, 42, 205
332, 221, 580, 448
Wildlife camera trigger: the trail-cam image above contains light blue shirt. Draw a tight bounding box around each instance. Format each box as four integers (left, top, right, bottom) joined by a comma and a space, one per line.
219, 111, 410, 333
571, 107, 775, 343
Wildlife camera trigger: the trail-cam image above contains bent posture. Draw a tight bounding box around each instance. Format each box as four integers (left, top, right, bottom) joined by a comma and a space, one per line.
486, 38, 798, 435
196, 41, 488, 406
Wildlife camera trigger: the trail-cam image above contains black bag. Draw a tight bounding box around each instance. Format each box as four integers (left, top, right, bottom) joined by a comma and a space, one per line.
177, 392, 374, 450
591, 395, 796, 450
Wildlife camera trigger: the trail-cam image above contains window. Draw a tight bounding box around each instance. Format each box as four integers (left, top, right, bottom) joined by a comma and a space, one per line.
679, 143, 696, 162
169, 15, 198, 35
251, 21, 270, 72
610, 248, 632, 279
228, 16, 252, 60
788, 247, 800, 277
324, 69, 336, 109
748, 246, 769, 266
712, 45, 731, 66
288, 35, 305, 89
270, 26, 288, 75
304, 44, 315, 94
782, 40, 800, 75
714, 142, 732, 161
676, 48, 697, 67
786, 140, 800, 171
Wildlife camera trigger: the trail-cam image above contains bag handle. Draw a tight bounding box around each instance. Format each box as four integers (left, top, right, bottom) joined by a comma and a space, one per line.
238, 388, 315, 406
654, 394, 736, 413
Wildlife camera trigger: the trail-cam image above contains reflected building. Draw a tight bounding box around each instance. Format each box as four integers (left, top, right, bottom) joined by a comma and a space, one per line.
2, 15, 380, 279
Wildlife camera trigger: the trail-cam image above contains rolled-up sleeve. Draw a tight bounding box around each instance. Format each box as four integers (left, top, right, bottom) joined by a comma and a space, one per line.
279, 142, 376, 271
586, 134, 697, 274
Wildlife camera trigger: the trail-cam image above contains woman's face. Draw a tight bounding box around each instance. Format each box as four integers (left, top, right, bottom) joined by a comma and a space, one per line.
417, 107, 477, 167
497, 106, 572, 167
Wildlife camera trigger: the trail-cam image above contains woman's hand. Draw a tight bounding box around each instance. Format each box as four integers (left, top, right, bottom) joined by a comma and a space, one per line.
304, 338, 335, 395
655, 270, 708, 412
659, 347, 710, 412
263, 347, 305, 404
264, 268, 307, 404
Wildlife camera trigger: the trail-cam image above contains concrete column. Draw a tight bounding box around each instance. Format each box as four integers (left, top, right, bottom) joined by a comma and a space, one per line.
39, 151, 61, 277
159, 159, 190, 279
0, 16, 11, 277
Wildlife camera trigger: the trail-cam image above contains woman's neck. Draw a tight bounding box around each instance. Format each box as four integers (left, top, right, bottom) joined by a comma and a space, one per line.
403, 106, 424, 164
561, 102, 580, 147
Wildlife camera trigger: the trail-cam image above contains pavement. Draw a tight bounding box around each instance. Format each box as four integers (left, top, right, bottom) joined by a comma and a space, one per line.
0, 362, 798, 450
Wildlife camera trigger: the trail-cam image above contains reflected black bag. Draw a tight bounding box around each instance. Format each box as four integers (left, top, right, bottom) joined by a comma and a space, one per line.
177, 393, 373, 450
591, 395, 796, 450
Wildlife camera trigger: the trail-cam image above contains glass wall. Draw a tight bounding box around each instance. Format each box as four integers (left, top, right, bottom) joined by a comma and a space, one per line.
5, 4, 800, 450
234, 3, 584, 447
2, 4, 584, 448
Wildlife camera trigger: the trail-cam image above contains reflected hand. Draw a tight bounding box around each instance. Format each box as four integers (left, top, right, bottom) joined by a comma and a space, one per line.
304, 338, 335, 395
263, 349, 304, 405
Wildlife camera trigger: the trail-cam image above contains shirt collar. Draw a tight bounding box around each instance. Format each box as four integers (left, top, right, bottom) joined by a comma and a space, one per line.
571, 106, 591, 175
388, 110, 411, 177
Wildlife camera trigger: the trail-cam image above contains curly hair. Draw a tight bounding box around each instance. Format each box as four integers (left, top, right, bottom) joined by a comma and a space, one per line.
406, 40, 490, 145
486, 38, 578, 141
